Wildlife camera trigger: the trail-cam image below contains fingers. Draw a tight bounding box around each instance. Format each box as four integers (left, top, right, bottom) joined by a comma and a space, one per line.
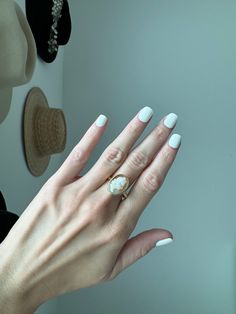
106, 228, 173, 281
104, 113, 178, 190
51, 115, 108, 186
116, 134, 181, 227
82, 107, 154, 190
89, 112, 178, 208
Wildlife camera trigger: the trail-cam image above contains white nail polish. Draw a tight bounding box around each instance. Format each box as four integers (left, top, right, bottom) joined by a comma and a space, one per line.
169, 134, 181, 149
138, 106, 154, 123
156, 238, 173, 247
95, 114, 107, 127
164, 113, 178, 129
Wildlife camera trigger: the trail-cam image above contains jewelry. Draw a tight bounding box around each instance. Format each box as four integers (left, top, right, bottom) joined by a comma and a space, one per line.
48, 0, 64, 54
121, 192, 128, 201
107, 174, 130, 199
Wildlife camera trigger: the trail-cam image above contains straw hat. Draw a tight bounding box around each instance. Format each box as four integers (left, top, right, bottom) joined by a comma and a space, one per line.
0, 191, 19, 244
26, 0, 71, 63
0, 1, 37, 123
23, 87, 67, 177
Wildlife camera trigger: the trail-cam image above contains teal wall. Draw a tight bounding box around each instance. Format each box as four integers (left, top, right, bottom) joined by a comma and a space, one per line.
59, 1, 236, 313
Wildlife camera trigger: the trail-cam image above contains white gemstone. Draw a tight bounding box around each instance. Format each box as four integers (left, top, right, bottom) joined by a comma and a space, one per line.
109, 175, 129, 195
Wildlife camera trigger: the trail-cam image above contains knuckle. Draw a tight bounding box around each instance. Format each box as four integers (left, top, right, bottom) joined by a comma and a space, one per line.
127, 150, 149, 170
126, 121, 141, 135
142, 172, 163, 194
154, 126, 168, 142
161, 148, 173, 164
93, 197, 110, 219
140, 245, 152, 258
88, 123, 98, 135
83, 194, 111, 225
39, 182, 61, 205
103, 146, 126, 165
83, 212, 98, 227
140, 246, 152, 257
71, 146, 88, 164
77, 205, 101, 228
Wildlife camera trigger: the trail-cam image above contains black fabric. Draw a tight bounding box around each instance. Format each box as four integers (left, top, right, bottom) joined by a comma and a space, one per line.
0, 211, 19, 243
0, 191, 19, 244
25, 0, 72, 63
0, 191, 7, 211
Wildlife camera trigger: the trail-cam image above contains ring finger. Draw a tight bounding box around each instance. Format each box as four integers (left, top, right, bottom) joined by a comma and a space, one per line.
116, 134, 181, 228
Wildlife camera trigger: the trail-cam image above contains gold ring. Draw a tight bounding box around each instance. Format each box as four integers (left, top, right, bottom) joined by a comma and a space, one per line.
121, 192, 128, 201
107, 174, 130, 198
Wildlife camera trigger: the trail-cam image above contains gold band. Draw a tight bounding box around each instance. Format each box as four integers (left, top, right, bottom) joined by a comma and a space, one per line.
121, 192, 128, 201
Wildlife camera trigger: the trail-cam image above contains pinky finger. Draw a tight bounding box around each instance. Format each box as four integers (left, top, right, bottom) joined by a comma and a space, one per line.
51, 114, 108, 187
106, 228, 173, 281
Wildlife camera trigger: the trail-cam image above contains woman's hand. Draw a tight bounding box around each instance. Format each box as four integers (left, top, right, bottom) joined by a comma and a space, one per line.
0, 107, 181, 312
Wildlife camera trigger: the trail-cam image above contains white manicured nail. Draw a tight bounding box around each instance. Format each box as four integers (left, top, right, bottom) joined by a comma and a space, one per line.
138, 106, 154, 123
95, 114, 107, 127
156, 238, 173, 247
169, 134, 181, 149
164, 113, 178, 128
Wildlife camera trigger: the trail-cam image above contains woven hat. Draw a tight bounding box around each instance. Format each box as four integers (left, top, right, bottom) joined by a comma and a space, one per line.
23, 87, 67, 177
0, 191, 19, 244
25, 0, 72, 63
0, 1, 37, 123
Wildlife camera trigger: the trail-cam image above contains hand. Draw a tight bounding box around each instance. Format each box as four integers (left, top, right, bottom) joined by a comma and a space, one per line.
0, 107, 181, 312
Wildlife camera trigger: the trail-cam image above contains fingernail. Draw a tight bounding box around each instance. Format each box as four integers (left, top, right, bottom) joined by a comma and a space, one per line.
138, 106, 154, 123
169, 134, 181, 149
156, 238, 173, 247
95, 114, 108, 127
164, 113, 178, 129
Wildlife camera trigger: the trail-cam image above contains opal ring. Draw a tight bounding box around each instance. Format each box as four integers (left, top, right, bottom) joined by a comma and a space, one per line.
107, 174, 130, 199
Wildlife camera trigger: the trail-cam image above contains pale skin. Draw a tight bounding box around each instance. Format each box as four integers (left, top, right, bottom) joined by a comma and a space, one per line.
0, 108, 181, 313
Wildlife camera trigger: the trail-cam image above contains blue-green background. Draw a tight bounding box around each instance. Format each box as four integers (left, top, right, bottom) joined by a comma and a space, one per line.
1, 1, 235, 313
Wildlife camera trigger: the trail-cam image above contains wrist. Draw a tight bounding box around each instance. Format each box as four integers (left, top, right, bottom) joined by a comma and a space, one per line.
0, 292, 37, 314
0, 246, 40, 314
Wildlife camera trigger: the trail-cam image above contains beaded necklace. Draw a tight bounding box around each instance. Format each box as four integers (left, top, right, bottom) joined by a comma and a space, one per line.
48, 0, 63, 54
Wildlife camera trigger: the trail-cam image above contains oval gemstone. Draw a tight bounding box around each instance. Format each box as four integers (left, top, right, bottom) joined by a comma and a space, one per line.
108, 175, 129, 195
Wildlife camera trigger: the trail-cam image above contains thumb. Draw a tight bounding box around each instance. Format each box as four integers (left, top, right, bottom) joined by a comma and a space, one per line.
107, 228, 173, 281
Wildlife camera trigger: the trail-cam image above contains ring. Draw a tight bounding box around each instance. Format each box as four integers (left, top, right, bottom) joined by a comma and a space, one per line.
107, 174, 130, 199
121, 192, 128, 201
